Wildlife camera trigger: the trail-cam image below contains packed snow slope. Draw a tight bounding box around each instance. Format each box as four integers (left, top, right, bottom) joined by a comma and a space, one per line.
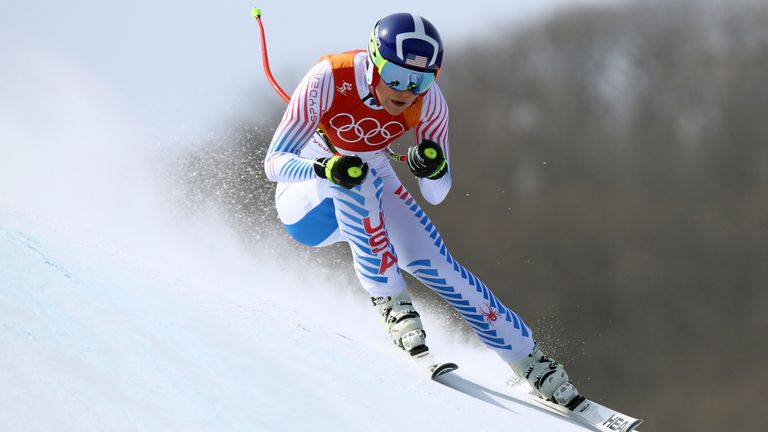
0, 209, 596, 432
0, 46, 592, 432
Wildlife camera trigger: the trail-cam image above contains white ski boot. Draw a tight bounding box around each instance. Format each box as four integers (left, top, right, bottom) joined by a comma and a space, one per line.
371, 291, 428, 357
509, 343, 584, 410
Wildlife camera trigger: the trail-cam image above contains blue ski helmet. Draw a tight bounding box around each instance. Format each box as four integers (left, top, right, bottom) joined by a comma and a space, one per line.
366, 13, 444, 94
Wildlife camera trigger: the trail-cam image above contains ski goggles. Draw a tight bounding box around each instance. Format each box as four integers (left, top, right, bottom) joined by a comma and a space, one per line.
376, 59, 436, 95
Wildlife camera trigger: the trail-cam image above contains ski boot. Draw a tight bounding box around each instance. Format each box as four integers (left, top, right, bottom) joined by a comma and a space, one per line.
509, 343, 584, 410
371, 291, 429, 357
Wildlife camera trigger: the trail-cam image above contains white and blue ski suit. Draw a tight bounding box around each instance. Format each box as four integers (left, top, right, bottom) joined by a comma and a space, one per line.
264, 50, 535, 363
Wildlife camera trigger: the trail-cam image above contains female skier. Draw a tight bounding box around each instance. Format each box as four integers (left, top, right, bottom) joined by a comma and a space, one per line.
264, 12, 582, 408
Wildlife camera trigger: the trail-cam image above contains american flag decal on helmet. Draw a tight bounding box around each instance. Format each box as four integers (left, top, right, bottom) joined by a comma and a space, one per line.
405, 53, 428, 68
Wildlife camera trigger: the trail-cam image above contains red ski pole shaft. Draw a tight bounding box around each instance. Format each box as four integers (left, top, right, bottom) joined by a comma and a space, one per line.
251, 8, 290, 104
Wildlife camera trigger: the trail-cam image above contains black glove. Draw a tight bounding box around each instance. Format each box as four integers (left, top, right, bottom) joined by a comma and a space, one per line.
314, 155, 369, 189
407, 139, 447, 179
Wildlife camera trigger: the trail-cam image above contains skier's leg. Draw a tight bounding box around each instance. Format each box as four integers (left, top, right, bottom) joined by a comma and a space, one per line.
378, 171, 534, 361
380, 172, 580, 406
274, 131, 347, 247
275, 179, 344, 247
276, 156, 426, 354
316, 166, 428, 355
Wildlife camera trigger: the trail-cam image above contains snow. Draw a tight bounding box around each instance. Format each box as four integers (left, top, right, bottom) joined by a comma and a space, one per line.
0, 210, 593, 431
0, 41, 590, 432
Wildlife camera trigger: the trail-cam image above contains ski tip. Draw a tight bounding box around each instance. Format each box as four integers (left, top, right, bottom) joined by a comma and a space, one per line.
430, 362, 459, 380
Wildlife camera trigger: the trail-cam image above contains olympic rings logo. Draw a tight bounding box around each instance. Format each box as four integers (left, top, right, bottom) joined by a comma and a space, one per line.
329, 113, 405, 146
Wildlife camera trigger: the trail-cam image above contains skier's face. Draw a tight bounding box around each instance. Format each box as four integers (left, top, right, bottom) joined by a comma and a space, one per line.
375, 81, 419, 116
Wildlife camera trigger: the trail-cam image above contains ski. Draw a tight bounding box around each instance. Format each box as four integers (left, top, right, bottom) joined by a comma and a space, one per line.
429, 361, 459, 379
507, 379, 642, 432
412, 349, 459, 380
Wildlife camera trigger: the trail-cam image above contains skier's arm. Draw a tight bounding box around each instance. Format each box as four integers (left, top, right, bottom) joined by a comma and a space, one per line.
264, 61, 334, 183
413, 83, 451, 205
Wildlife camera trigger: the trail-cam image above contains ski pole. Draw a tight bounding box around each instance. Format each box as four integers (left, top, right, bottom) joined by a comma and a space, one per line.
250, 7, 408, 163
250, 8, 290, 104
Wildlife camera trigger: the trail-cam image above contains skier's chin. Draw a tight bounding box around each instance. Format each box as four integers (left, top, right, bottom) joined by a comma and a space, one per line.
383, 99, 410, 115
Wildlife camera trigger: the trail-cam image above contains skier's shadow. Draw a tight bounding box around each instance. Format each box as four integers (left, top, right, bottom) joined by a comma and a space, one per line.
434, 373, 522, 413
434, 373, 587, 430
